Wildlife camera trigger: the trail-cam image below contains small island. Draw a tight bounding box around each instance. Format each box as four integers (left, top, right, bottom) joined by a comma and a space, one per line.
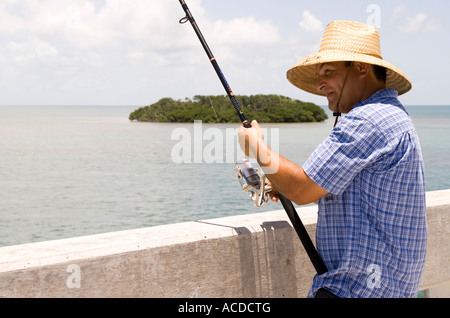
129, 94, 327, 123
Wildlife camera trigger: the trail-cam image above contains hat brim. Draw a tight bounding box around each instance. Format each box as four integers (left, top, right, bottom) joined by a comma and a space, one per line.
286, 50, 412, 96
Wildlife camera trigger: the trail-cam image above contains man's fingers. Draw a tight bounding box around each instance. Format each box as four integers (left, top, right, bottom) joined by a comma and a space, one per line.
268, 188, 279, 202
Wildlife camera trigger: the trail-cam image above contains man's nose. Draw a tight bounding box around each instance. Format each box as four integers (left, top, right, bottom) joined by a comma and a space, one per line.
316, 76, 326, 93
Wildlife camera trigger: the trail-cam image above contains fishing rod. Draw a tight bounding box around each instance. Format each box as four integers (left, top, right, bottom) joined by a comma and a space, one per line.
178, 0, 327, 275
178, 0, 251, 128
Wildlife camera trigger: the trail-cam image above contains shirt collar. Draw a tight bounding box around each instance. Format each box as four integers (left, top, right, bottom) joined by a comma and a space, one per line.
353, 89, 399, 109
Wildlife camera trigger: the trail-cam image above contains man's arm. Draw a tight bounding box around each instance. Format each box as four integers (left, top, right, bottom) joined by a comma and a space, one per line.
238, 120, 328, 205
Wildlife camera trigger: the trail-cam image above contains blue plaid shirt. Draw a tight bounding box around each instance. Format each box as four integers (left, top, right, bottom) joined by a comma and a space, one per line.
303, 89, 427, 298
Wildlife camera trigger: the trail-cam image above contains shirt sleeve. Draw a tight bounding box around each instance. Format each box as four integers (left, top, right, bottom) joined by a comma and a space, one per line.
303, 115, 388, 195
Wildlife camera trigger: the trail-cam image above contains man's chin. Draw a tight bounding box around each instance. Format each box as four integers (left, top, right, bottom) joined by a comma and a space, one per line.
327, 103, 338, 113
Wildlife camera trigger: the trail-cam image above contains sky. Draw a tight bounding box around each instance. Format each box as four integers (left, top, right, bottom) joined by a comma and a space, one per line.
0, 0, 448, 106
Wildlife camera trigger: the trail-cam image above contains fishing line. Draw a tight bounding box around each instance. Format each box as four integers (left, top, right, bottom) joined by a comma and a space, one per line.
208, 96, 220, 124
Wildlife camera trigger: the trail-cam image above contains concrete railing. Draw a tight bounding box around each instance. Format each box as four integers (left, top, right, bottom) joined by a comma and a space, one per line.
1, 189, 449, 298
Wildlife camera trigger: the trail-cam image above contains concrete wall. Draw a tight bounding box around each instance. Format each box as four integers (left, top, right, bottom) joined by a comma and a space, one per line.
1, 189, 449, 298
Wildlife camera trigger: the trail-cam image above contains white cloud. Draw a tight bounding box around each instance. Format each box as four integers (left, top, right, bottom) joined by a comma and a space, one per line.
0, 3, 25, 33
397, 13, 440, 34
209, 17, 281, 45
0, 0, 191, 48
298, 10, 323, 33
7, 37, 58, 66
389, 4, 407, 24
0, 0, 281, 61
0, 0, 287, 104
422, 18, 440, 33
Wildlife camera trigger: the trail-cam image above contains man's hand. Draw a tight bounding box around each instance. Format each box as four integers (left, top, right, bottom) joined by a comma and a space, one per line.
266, 180, 279, 203
238, 120, 265, 159
239, 119, 327, 205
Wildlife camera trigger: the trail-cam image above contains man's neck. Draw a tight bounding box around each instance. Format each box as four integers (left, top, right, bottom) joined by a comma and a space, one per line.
360, 82, 386, 104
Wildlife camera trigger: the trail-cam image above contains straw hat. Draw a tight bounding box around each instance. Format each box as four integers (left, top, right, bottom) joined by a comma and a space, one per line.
287, 20, 412, 96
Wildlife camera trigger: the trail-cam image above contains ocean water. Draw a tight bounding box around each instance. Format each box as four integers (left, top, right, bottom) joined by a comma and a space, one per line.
0, 105, 449, 247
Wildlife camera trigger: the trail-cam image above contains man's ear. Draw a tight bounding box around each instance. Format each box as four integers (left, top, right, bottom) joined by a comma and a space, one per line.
356, 62, 370, 79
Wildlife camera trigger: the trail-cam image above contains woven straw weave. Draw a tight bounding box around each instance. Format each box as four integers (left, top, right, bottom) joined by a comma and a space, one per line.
287, 21, 411, 96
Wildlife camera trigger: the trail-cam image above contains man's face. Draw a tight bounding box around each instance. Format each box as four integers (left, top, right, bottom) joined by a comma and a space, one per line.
315, 62, 357, 113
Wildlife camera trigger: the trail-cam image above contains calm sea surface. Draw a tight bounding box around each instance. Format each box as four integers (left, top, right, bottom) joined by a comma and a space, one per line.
1, 105, 449, 247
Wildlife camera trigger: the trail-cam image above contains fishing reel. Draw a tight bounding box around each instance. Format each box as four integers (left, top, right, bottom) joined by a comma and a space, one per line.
235, 159, 272, 207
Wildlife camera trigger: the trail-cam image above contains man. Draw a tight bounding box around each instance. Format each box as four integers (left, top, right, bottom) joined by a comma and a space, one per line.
238, 21, 427, 298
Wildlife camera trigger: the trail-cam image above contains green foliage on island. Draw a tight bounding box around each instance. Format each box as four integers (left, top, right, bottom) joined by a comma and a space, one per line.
129, 95, 328, 123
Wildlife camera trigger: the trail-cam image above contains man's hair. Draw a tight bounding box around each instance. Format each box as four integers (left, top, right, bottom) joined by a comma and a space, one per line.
344, 61, 387, 83
373, 65, 387, 83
